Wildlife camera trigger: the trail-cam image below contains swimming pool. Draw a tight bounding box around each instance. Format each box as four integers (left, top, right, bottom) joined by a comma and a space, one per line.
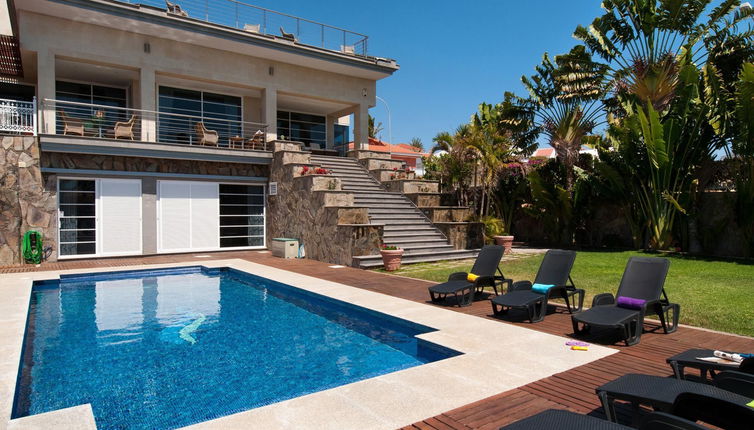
12, 266, 460, 430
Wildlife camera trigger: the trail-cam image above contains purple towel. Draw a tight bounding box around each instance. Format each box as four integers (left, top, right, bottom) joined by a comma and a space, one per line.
565, 341, 590, 347
616, 296, 646, 310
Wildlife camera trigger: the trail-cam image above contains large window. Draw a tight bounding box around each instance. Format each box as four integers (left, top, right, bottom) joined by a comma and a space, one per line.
158, 86, 242, 145
219, 184, 265, 248
55, 81, 128, 134
277, 110, 326, 148
58, 179, 97, 257
334, 124, 349, 155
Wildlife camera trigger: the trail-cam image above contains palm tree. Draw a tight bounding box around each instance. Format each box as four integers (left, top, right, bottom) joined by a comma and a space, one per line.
560, 0, 754, 249
409, 137, 424, 151
522, 52, 604, 192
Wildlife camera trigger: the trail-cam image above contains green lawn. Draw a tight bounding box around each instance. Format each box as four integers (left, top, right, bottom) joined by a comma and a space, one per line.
375, 251, 754, 337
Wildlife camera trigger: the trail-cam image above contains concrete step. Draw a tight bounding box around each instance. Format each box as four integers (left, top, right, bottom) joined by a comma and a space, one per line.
382, 225, 438, 232
354, 202, 415, 210
353, 249, 481, 268
384, 239, 450, 248
369, 214, 426, 220
332, 172, 377, 179
368, 208, 422, 214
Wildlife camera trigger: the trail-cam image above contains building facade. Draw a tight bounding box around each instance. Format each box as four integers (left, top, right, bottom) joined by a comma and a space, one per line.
0, 0, 398, 265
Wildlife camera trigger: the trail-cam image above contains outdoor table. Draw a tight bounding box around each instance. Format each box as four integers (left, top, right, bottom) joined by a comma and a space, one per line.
666, 348, 742, 381
229, 136, 245, 149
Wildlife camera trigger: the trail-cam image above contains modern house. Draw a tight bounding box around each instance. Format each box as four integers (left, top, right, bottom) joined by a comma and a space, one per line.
0, 0, 481, 268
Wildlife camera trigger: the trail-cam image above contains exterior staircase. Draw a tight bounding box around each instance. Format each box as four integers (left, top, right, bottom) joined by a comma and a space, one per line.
310, 155, 479, 268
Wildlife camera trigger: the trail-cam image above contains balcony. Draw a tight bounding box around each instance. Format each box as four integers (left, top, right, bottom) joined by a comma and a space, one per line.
0, 98, 37, 135
112, 0, 369, 57
40, 99, 272, 164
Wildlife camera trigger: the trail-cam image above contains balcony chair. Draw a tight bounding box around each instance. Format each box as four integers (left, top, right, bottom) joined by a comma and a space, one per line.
58, 111, 85, 136
114, 115, 136, 140
248, 129, 265, 150
194, 122, 218, 146
279, 27, 296, 42
490, 249, 580, 323
165, 0, 188, 17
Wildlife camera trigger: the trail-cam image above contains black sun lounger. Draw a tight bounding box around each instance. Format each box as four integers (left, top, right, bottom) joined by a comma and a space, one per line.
596, 372, 754, 426
428, 245, 507, 307
497, 409, 708, 430
490, 249, 581, 322
571, 257, 679, 346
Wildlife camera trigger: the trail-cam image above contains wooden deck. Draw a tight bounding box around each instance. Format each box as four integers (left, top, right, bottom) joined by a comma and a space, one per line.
3, 251, 752, 429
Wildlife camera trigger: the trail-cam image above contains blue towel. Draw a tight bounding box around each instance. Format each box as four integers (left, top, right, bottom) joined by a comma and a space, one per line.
531, 283, 555, 294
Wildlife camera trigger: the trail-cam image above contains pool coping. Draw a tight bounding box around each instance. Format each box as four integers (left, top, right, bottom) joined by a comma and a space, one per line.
0, 259, 617, 430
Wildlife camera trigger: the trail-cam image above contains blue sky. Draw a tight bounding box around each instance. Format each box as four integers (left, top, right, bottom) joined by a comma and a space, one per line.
250, 1, 605, 149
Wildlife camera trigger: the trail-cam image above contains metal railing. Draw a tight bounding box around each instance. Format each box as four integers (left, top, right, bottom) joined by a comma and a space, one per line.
115, 0, 368, 56
0, 97, 37, 135
42, 99, 269, 151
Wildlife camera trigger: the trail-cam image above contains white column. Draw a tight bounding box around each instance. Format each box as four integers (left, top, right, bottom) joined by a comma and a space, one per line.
262, 87, 277, 142
353, 103, 369, 149
36, 50, 55, 134
140, 67, 156, 142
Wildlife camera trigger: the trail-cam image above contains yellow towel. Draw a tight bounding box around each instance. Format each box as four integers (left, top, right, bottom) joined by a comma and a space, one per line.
571, 346, 588, 351
467, 273, 479, 282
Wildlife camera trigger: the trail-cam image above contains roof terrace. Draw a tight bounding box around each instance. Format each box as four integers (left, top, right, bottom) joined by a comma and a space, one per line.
113, 0, 370, 57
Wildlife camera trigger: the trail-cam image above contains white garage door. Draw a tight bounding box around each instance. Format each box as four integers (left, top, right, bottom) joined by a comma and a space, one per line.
157, 181, 219, 253
100, 179, 142, 256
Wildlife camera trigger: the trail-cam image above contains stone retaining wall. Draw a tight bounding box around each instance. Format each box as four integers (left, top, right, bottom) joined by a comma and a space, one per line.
266, 147, 382, 266
0, 136, 57, 265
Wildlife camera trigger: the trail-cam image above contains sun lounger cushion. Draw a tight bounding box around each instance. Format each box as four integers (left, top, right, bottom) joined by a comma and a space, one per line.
616, 296, 646, 310
531, 283, 555, 294
467, 273, 479, 282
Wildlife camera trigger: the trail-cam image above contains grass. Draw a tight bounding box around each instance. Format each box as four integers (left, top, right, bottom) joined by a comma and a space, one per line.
376, 250, 754, 338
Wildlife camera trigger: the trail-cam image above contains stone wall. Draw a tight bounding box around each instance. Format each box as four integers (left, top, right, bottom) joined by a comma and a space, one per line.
0, 136, 57, 265
42, 153, 269, 177
435, 222, 484, 250
266, 146, 382, 266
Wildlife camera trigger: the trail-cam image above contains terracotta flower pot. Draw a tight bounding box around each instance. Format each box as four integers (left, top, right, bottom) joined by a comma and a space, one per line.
380, 249, 404, 271
494, 235, 514, 255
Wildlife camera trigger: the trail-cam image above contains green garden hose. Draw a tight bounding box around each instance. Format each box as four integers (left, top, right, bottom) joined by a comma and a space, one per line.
22, 230, 43, 264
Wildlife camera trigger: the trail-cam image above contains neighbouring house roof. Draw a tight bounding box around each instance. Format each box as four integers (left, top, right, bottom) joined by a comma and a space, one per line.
532, 148, 556, 158
348, 138, 428, 157
531, 146, 599, 159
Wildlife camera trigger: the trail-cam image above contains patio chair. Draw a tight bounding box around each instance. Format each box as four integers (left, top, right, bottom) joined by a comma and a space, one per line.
279, 27, 296, 41
428, 245, 509, 307
571, 256, 679, 346
165, 0, 188, 17
497, 409, 708, 430
114, 114, 136, 140
58, 110, 85, 136
597, 371, 754, 424
490, 249, 580, 323
194, 122, 218, 146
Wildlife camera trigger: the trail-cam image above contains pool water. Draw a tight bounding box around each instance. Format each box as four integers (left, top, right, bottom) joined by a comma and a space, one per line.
13, 267, 459, 429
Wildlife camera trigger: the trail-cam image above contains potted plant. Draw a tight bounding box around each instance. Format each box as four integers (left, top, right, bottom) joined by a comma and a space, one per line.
379, 244, 404, 271
481, 216, 514, 255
